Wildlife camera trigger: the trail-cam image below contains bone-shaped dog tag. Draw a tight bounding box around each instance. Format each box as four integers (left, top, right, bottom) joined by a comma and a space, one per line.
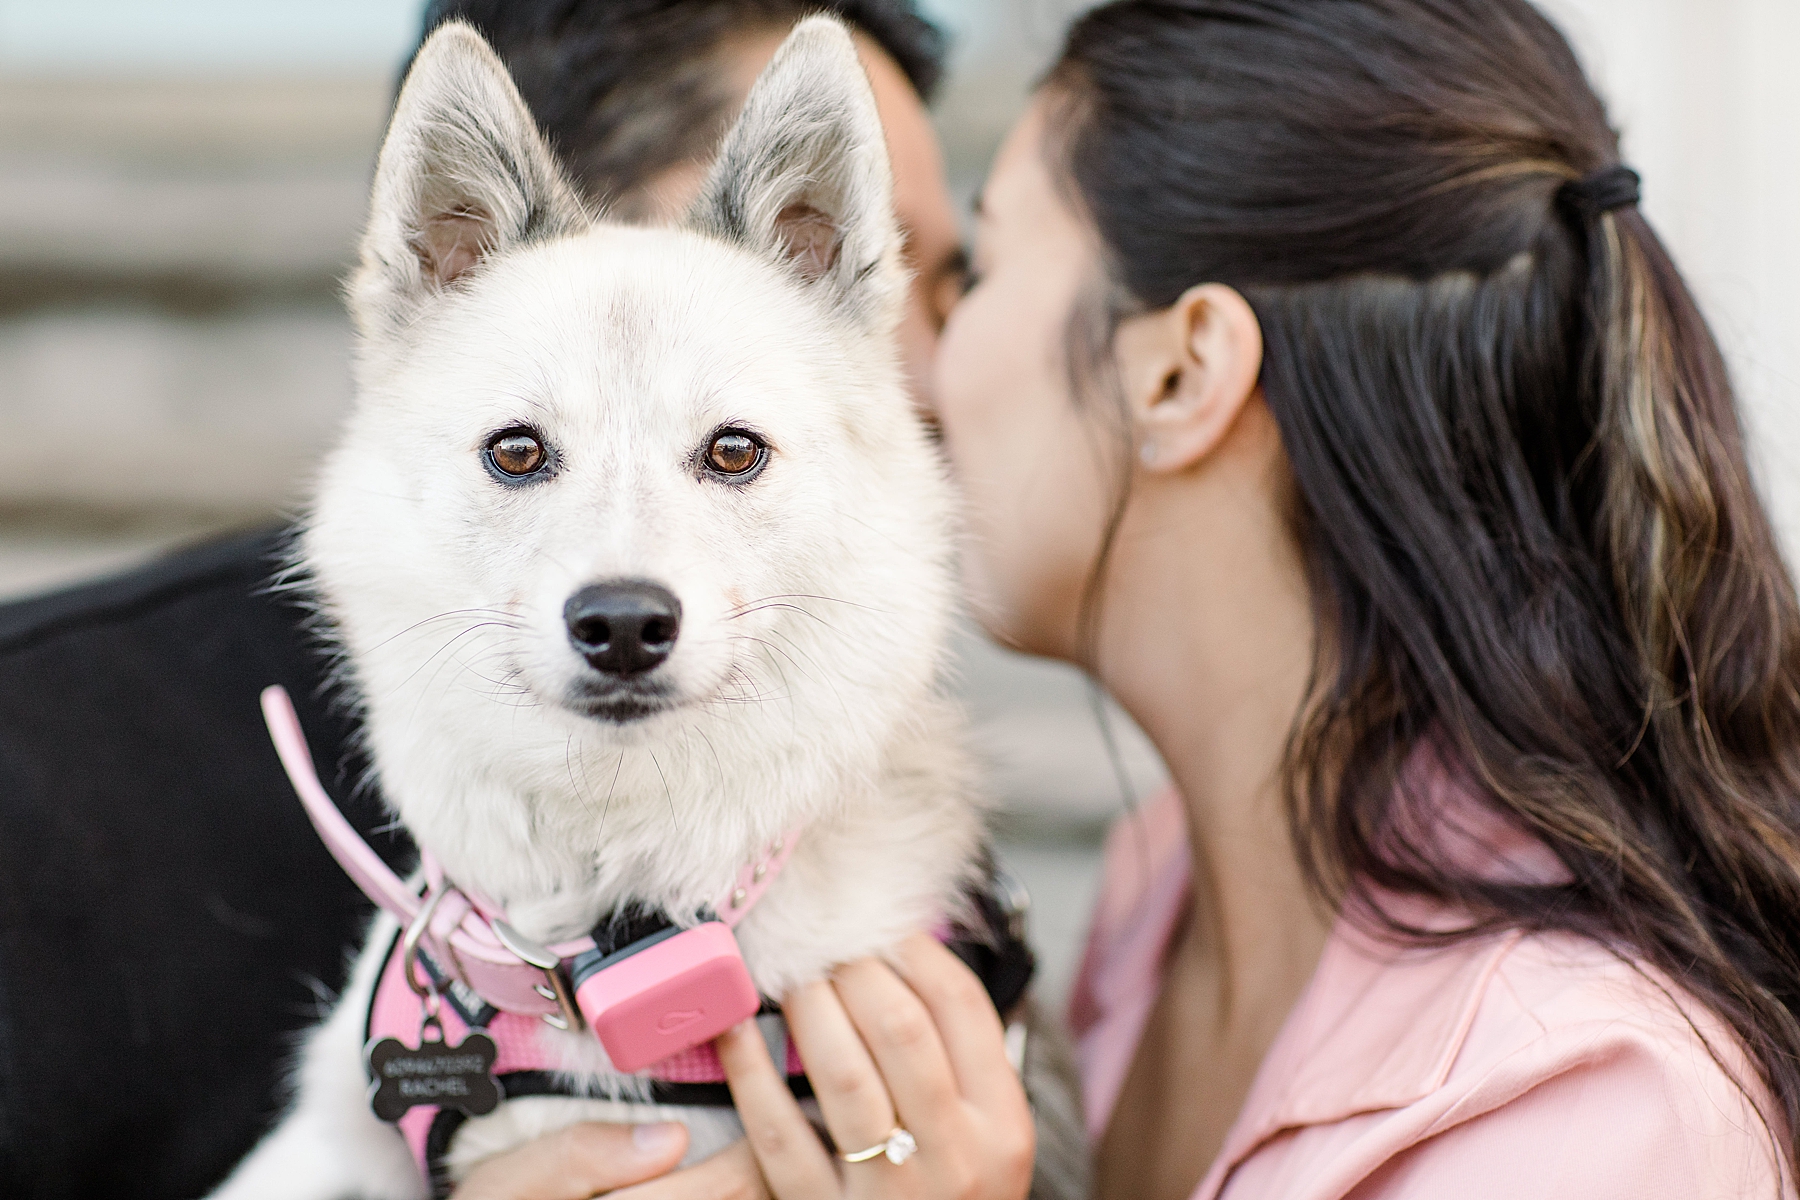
364, 1021, 501, 1122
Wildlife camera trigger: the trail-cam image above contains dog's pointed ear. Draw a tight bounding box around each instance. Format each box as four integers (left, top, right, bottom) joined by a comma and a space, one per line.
350, 21, 585, 336
687, 17, 903, 331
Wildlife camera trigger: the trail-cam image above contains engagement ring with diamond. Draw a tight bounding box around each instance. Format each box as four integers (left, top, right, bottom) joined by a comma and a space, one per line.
840, 1127, 918, 1165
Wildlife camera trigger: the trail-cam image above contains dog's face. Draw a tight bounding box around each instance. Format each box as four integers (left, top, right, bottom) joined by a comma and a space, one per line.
332, 228, 937, 729
305, 20, 956, 889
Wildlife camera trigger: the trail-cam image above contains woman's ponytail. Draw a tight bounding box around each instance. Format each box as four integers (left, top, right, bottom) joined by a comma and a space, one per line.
1575, 172, 1732, 715
1575, 164, 1800, 1112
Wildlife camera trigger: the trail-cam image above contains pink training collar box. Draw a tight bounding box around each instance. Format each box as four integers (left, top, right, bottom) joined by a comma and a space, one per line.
571, 922, 761, 1073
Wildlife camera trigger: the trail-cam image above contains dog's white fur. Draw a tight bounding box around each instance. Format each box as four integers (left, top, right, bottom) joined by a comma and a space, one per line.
206, 19, 1008, 1198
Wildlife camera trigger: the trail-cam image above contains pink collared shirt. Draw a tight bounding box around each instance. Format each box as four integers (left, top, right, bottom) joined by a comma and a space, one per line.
1068, 787, 1795, 1199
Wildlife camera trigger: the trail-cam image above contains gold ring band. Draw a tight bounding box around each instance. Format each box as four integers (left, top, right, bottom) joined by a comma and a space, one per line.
840, 1127, 918, 1165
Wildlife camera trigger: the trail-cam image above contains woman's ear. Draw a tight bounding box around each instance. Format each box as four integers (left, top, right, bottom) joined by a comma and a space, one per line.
1115, 283, 1264, 473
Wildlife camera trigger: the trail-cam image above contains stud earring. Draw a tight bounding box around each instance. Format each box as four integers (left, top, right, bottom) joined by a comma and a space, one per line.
1139, 438, 1159, 468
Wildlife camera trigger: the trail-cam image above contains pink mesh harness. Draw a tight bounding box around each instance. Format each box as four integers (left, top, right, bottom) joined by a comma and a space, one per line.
363, 924, 811, 1180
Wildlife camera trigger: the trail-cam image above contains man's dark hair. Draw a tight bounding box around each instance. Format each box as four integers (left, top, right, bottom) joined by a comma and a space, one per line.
414, 0, 945, 214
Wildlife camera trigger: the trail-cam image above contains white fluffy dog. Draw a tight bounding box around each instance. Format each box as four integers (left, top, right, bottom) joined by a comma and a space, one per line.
209, 17, 1081, 1200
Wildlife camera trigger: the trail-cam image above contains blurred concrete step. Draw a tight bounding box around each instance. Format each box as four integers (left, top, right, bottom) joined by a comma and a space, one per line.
957, 628, 1168, 830
0, 77, 382, 284
0, 306, 349, 509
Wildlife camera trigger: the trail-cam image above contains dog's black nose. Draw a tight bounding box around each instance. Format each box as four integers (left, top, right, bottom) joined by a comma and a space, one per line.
564, 581, 682, 677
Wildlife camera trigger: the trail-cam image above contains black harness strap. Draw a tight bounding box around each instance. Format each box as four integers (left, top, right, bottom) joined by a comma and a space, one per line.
423, 1069, 817, 1199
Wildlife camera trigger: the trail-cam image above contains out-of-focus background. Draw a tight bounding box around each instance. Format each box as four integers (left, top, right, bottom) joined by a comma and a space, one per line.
1, 0, 1794, 1003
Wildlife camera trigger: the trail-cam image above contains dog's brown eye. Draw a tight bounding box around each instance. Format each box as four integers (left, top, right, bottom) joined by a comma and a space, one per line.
487, 430, 547, 478
705, 431, 764, 478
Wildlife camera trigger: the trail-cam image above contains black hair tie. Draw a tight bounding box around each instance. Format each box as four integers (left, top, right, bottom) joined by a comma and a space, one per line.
1557, 164, 1642, 223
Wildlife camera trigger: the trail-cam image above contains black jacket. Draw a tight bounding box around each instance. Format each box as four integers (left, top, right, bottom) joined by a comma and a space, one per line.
0, 528, 411, 1199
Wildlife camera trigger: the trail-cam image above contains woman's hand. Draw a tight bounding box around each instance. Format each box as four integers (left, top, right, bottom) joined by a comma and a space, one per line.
451, 1120, 689, 1199
619, 932, 1036, 1200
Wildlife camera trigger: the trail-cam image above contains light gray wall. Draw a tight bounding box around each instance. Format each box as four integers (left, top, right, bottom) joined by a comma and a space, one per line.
1541, 0, 1800, 562
5, 1, 1790, 549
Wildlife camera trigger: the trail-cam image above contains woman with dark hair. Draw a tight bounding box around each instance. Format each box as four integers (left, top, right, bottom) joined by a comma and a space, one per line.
452, 0, 1800, 1197
925, 0, 1800, 1195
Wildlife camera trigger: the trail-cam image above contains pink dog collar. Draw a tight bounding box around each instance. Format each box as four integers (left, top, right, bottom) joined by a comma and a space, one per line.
263, 686, 798, 1029
261, 686, 805, 1165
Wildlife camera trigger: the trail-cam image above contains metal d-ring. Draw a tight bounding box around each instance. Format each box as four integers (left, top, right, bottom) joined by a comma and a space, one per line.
401, 884, 452, 1006
494, 919, 584, 1033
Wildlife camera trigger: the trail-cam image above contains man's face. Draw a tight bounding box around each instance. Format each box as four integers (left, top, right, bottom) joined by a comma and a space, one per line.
634, 30, 963, 411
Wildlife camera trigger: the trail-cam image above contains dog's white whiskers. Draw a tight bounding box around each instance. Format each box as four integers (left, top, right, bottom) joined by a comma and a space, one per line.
691, 723, 726, 782
394, 620, 533, 735
367, 608, 525, 656
725, 634, 804, 735
730, 590, 887, 615
759, 631, 839, 704
382, 621, 522, 697
726, 634, 814, 683
708, 675, 787, 706
563, 732, 599, 803
571, 737, 601, 812
696, 661, 789, 710
452, 651, 526, 688
451, 645, 537, 706
759, 626, 835, 680
597, 750, 624, 842
646, 749, 680, 838
735, 630, 854, 726
725, 601, 837, 630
